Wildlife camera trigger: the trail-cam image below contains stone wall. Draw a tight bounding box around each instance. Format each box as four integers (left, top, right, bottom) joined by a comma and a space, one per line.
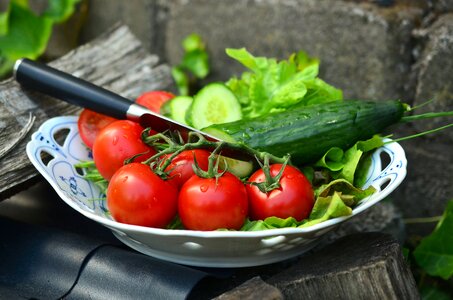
78, 0, 453, 235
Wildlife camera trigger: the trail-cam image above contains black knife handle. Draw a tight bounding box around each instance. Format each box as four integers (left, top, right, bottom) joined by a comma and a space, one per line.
14, 58, 133, 120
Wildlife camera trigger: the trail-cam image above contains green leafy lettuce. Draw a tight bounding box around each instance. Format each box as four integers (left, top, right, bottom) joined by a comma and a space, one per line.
314, 135, 384, 184
225, 48, 343, 118
0, 0, 80, 77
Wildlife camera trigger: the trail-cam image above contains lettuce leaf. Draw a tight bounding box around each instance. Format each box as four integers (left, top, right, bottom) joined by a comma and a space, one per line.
240, 216, 299, 231
299, 192, 352, 228
315, 179, 376, 206
314, 135, 384, 183
225, 48, 342, 118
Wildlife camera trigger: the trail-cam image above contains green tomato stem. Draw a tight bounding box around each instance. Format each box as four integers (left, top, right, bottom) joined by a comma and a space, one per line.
142, 130, 289, 174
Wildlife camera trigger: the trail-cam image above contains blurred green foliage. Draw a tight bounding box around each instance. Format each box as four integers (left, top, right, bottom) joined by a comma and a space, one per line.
0, 0, 80, 77
171, 33, 210, 96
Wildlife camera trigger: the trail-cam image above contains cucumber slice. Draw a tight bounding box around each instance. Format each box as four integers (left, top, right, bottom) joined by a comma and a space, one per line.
188, 83, 242, 129
161, 95, 193, 125
218, 156, 254, 178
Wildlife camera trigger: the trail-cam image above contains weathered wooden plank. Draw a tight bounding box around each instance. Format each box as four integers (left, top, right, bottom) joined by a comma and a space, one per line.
267, 232, 420, 300
0, 24, 173, 200
213, 277, 283, 300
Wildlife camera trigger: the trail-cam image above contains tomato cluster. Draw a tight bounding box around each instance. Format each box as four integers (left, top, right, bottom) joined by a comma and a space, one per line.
77, 91, 315, 231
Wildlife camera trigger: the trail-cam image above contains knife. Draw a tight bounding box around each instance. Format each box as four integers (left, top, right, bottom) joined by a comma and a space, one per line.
13, 58, 223, 141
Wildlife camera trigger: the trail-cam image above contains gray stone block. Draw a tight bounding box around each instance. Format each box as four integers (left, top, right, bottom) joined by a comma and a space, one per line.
389, 14, 453, 235
433, 0, 453, 13
80, 0, 166, 57
412, 14, 453, 141
392, 137, 453, 236
164, 0, 422, 100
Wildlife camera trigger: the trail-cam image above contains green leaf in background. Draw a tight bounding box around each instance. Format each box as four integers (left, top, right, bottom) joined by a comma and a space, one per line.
171, 33, 210, 95
414, 200, 453, 280
181, 49, 209, 79
0, 0, 80, 77
182, 33, 204, 52
420, 286, 453, 300
171, 66, 189, 96
44, 0, 81, 22
0, 4, 10, 36
0, 1, 53, 76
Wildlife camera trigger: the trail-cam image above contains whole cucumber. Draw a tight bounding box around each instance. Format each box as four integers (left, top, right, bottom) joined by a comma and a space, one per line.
203, 100, 406, 165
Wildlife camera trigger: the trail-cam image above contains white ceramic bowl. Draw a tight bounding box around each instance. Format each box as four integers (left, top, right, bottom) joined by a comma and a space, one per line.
26, 116, 407, 268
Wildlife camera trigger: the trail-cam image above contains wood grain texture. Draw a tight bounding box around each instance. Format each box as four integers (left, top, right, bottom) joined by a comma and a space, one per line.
267, 232, 420, 300
213, 277, 283, 300
0, 24, 173, 200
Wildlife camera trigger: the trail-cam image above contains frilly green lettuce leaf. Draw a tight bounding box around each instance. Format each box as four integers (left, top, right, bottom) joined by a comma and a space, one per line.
315, 147, 344, 171
316, 179, 376, 206
299, 192, 352, 228
314, 135, 384, 184
225, 47, 342, 118
240, 216, 299, 231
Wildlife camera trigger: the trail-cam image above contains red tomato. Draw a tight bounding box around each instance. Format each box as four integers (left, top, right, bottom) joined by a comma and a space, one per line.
178, 172, 248, 231
246, 164, 314, 221
93, 120, 156, 180
135, 90, 175, 113
162, 149, 211, 189
107, 163, 178, 228
77, 109, 117, 149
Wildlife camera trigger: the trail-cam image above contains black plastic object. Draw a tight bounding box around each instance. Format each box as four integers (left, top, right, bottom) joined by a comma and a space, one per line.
0, 217, 208, 299
14, 58, 132, 120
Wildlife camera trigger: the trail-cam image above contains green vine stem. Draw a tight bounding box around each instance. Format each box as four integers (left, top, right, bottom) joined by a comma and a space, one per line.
403, 216, 443, 225
385, 123, 453, 144
191, 143, 227, 180
142, 130, 288, 173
